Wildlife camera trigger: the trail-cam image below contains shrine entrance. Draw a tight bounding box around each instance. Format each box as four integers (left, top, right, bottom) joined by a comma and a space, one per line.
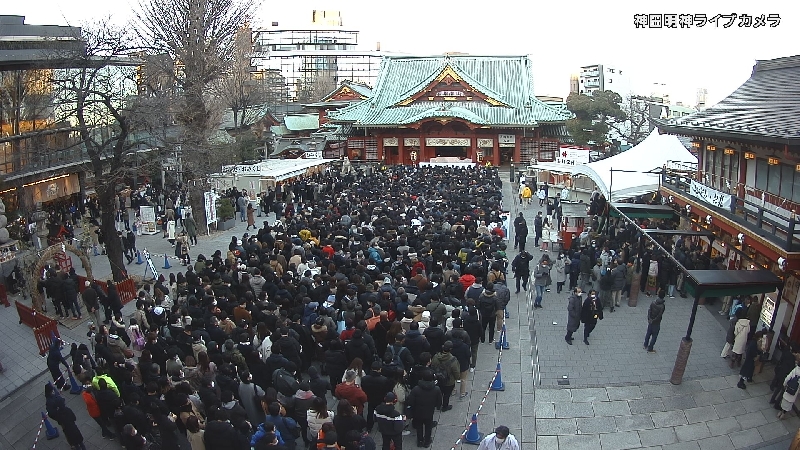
435, 146, 469, 159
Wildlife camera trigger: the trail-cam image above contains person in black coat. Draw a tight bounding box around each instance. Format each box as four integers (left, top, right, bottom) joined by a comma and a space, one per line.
449, 326, 471, 399
406, 370, 442, 447
45, 383, 87, 450
107, 282, 124, 320
324, 340, 348, 394
580, 290, 603, 345
47, 338, 70, 390
403, 323, 430, 365
423, 319, 446, 356
738, 335, 763, 389
344, 330, 374, 365
205, 408, 249, 450
359, 361, 393, 432
770, 340, 798, 404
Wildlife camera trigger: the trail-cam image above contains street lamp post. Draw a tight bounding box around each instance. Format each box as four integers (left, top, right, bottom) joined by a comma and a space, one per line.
510, 157, 515, 182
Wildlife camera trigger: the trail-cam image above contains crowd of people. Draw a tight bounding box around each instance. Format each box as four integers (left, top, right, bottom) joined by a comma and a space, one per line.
40, 164, 522, 450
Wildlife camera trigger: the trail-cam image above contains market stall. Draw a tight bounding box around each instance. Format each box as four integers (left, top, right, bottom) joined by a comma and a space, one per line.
210, 159, 333, 197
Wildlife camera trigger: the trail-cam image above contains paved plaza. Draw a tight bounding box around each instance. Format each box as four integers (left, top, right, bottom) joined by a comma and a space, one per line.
0, 168, 797, 449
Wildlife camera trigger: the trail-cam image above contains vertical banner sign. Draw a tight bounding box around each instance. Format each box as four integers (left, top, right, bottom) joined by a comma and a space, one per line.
500, 211, 511, 241
204, 191, 218, 234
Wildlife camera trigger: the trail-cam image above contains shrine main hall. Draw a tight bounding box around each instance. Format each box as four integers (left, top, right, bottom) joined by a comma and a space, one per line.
328, 54, 573, 166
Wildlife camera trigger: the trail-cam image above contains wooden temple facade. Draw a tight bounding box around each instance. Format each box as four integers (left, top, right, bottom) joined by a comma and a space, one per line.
328, 55, 572, 165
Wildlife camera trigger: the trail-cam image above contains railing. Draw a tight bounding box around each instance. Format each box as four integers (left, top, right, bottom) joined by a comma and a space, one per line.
33, 320, 60, 356
662, 171, 800, 251
76, 275, 137, 306
16, 301, 46, 329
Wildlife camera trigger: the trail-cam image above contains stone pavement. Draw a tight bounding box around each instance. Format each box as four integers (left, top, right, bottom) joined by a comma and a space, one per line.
0, 170, 797, 448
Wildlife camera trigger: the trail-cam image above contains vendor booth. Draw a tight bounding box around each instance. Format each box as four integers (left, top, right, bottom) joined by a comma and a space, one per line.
210, 159, 333, 200
528, 130, 697, 202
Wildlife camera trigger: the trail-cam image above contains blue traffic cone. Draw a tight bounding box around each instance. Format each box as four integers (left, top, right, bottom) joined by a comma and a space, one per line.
490, 362, 505, 391
135, 250, 144, 265
495, 325, 510, 350
163, 253, 171, 269
68, 371, 82, 394
42, 412, 59, 439
463, 413, 484, 444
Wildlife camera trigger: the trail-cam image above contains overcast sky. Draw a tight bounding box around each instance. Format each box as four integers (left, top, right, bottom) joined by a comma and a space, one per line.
6, 0, 797, 107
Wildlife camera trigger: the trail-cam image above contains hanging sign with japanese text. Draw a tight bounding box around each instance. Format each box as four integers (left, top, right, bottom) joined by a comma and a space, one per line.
690, 180, 732, 209
555, 147, 591, 165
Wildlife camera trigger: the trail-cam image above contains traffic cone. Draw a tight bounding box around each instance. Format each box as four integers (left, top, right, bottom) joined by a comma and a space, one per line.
163, 253, 171, 269
135, 250, 144, 264
42, 412, 59, 439
495, 325, 510, 350
68, 371, 82, 394
463, 413, 484, 444
490, 362, 505, 391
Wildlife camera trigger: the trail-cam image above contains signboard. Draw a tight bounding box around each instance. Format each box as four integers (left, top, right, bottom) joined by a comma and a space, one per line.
142, 250, 159, 280
404, 138, 420, 147
690, 180, 732, 209
477, 138, 494, 148
221, 164, 262, 175
784, 275, 800, 307
302, 151, 323, 159
761, 293, 777, 327
140, 206, 156, 223
425, 137, 471, 147
498, 134, 516, 147
555, 147, 591, 166
203, 192, 218, 225
383, 137, 399, 146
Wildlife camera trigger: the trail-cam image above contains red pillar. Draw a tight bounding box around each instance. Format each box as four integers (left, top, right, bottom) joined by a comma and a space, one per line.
398, 136, 405, 166
492, 135, 500, 166
419, 134, 427, 163
377, 134, 384, 163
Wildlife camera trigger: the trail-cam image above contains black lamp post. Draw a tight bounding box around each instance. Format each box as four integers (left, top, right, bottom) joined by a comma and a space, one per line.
510, 157, 515, 183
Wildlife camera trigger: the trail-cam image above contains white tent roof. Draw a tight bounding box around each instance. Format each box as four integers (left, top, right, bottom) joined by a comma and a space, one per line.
530, 129, 697, 201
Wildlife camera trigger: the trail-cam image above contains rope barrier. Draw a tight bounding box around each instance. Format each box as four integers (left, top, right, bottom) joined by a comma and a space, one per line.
30, 416, 44, 449
448, 314, 507, 450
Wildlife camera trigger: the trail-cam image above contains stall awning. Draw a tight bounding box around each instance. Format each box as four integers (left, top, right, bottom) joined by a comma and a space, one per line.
684, 270, 783, 298
610, 203, 677, 219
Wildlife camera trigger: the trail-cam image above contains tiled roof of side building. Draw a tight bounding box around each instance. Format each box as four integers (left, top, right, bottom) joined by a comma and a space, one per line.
655, 54, 800, 145
284, 114, 321, 131
329, 55, 573, 127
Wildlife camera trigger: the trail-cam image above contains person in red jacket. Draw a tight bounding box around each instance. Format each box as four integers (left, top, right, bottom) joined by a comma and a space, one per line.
80, 384, 115, 439
334, 369, 368, 414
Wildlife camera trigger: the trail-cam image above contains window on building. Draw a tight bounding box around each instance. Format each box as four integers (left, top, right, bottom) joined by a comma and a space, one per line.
730, 152, 739, 194
781, 164, 794, 200
755, 158, 768, 192
768, 163, 781, 195
792, 172, 800, 204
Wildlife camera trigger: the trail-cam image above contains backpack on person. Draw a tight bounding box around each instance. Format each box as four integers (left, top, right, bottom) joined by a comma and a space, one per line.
272, 368, 300, 396
385, 345, 408, 371
433, 358, 454, 386
786, 374, 800, 396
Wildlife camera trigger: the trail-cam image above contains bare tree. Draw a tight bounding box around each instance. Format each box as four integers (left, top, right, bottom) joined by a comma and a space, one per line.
134, 0, 257, 230
607, 94, 651, 148
215, 25, 268, 129
50, 23, 168, 281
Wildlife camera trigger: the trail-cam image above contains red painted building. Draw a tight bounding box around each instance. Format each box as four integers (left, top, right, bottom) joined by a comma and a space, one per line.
327, 55, 572, 165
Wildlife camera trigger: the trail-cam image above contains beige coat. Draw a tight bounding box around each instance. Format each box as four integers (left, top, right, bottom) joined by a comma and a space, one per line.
732, 318, 751, 354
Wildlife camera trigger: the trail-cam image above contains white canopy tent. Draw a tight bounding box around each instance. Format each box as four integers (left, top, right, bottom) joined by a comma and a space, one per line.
530, 129, 697, 201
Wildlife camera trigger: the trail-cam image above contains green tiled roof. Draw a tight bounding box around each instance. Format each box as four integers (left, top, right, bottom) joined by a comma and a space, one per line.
329, 55, 573, 127
284, 114, 320, 131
